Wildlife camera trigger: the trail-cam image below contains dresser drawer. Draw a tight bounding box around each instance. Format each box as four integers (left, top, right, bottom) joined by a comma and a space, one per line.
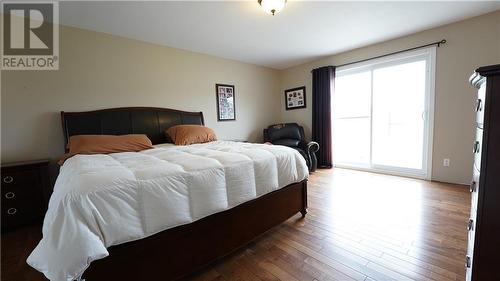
467, 225, 476, 262
468, 210, 477, 241
470, 169, 480, 212
473, 127, 483, 172
476, 85, 486, 128
466, 253, 473, 281
2, 181, 42, 202
1, 169, 39, 188
1, 196, 43, 229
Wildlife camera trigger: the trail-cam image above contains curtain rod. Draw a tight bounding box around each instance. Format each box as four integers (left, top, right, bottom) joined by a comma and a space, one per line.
313, 39, 446, 71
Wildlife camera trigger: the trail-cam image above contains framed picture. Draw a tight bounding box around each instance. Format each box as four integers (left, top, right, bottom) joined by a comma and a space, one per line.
285, 86, 306, 110
216, 84, 236, 121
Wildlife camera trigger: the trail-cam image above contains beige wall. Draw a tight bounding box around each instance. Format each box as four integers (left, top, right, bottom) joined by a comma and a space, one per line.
1, 25, 280, 163
279, 11, 500, 184
2, 11, 499, 185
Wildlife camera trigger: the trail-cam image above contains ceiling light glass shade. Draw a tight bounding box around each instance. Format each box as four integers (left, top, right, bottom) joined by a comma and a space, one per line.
258, 0, 286, 16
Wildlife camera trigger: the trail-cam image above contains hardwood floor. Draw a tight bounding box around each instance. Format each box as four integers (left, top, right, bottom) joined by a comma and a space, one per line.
1, 168, 470, 281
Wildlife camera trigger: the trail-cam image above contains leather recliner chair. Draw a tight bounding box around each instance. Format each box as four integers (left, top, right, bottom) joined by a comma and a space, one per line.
263, 123, 320, 172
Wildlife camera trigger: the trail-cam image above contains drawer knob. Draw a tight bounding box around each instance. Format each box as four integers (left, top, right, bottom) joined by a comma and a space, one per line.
3, 176, 14, 184
473, 141, 480, 153
468, 219, 474, 231
6, 208, 17, 215
470, 181, 476, 193
476, 99, 482, 112
4, 192, 15, 199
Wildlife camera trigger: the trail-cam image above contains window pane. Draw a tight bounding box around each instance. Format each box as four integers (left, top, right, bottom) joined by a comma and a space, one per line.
333, 117, 370, 165
334, 71, 371, 118
371, 60, 426, 169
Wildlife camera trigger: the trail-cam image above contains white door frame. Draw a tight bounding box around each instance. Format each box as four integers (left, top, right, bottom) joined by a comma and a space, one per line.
333, 46, 436, 180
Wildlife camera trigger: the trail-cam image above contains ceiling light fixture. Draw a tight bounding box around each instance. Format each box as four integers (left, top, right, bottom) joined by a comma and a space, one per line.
258, 0, 287, 16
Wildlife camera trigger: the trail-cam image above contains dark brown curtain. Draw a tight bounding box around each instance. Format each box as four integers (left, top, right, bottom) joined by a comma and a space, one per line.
312, 66, 335, 168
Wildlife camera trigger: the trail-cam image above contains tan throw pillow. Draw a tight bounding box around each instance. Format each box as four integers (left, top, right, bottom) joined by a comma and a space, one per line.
59, 134, 153, 165
166, 125, 217, 145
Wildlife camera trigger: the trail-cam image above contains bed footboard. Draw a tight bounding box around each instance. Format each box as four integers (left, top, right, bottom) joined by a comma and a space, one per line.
83, 180, 307, 280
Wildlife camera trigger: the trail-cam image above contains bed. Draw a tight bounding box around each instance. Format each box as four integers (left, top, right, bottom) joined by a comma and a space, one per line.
27, 107, 308, 281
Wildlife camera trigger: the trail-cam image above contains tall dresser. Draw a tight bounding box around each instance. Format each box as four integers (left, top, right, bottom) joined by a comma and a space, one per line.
467, 64, 500, 281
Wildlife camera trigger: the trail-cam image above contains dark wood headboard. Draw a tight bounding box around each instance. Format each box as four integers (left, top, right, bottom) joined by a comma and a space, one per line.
61, 107, 204, 148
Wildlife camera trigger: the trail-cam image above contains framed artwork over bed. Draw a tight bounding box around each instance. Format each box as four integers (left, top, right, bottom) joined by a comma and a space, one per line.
285, 86, 306, 110
216, 84, 236, 121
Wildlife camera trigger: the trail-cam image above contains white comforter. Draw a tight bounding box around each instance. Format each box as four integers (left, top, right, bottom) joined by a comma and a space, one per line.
27, 141, 308, 281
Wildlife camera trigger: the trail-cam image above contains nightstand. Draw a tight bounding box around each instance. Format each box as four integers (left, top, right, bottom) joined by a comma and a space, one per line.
1, 159, 50, 231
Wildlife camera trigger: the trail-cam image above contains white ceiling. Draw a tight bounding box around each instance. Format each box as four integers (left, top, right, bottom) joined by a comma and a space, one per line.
59, 1, 500, 70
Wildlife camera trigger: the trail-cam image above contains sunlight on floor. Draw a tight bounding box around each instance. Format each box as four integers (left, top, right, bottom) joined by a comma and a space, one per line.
313, 168, 426, 251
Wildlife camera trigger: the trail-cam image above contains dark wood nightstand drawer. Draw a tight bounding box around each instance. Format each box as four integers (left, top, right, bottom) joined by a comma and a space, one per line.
2, 182, 43, 204
1, 159, 50, 231
1, 197, 44, 229
1, 169, 39, 187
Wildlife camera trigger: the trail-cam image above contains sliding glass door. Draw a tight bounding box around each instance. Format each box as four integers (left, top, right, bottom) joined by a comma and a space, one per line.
332, 48, 435, 179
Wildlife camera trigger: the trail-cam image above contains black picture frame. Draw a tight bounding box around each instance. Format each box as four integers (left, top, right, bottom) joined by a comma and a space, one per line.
216, 84, 236, 121
285, 86, 306, 110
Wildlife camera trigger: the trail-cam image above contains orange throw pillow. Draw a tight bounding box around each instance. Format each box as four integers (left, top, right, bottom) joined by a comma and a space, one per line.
59, 134, 153, 165
166, 125, 217, 145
